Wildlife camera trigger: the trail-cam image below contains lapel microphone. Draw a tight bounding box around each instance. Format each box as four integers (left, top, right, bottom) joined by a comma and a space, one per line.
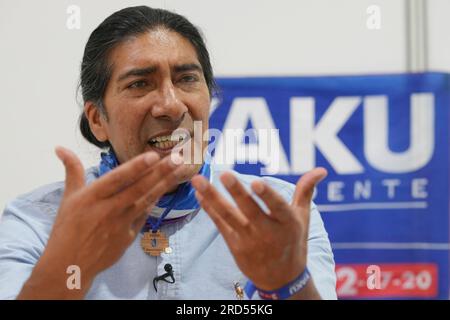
153, 263, 175, 292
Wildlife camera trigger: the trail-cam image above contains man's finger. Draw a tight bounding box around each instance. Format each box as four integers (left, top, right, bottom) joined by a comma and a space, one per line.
113, 154, 183, 212
292, 167, 327, 208
123, 169, 180, 232
130, 209, 151, 236
125, 168, 183, 222
192, 175, 249, 231
55, 146, 85, 196
220, 172, 265, 222
89, 151, 160, 198
194, 191, 235, 241
250, 180, 292, 223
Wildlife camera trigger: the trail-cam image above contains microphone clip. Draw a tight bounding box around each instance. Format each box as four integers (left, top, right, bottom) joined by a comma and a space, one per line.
153, 263, 175, 292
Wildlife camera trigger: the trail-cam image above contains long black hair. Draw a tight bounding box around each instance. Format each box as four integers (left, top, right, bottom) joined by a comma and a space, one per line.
78, 6, 216, 148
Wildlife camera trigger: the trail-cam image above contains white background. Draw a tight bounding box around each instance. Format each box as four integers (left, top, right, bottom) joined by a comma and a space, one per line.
0, 0, 449, 211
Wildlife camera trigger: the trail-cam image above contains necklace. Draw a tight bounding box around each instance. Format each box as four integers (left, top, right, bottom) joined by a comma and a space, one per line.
140, 183, 185, 256
98, 149, 211, 256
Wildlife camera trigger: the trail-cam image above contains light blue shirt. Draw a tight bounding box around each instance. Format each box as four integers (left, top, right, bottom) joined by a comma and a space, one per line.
0, 164, 337, 299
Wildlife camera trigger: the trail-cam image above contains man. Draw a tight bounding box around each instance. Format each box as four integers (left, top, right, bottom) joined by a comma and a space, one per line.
0, 6, 336, 300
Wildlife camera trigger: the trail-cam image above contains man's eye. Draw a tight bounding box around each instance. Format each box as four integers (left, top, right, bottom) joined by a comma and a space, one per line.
180, 75, 199, 83
128, 80, 147, 89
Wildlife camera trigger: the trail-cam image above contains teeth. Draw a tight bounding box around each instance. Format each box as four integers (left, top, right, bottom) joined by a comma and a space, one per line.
151, 140, 179, 149
149, 134, 186, 144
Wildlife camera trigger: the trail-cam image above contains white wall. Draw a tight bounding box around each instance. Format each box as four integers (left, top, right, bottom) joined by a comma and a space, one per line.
428, 0, 450, 72
0, 0, 447, 211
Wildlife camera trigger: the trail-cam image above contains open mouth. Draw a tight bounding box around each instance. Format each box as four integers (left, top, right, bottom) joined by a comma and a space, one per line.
147, 131, 190, 151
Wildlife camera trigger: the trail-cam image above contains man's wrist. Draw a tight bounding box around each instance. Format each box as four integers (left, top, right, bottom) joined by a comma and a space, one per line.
17, 250, 93, 299
244, 267, 311, 300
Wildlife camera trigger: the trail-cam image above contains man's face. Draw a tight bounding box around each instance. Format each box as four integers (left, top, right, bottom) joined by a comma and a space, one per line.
86, 28, 211, 184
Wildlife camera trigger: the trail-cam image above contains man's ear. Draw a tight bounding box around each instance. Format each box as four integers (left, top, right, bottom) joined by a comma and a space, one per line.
84, 102, 109, 142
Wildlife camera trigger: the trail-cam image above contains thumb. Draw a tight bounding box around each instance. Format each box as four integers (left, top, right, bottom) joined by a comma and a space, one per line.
55, 146, 85, 195
292, 167, 327, 208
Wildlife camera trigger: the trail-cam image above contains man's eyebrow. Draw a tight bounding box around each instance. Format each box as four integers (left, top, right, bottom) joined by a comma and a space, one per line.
117, 66, 157, 82
173, 63, 203, 73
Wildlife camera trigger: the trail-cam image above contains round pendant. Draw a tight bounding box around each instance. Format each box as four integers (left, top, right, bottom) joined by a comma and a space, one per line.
141, 230, 169, 256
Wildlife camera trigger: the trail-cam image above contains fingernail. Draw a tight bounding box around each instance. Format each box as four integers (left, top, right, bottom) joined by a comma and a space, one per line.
252, 181, 265, 194
144, 153, 158, 165
195, 191, 203, 201
221, 174, 235, 188
193, 177, 207, 192
54, 146, 63, 160
169, 153, 183, 166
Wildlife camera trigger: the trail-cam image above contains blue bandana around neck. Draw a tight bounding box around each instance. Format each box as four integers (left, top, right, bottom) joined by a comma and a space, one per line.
98, 149, 211, 230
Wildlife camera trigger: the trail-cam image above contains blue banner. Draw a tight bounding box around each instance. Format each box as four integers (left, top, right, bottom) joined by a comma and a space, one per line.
210, 73, 450, 299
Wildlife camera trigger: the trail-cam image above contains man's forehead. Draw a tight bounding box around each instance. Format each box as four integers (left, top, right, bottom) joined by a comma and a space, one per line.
109, 30, 200, 76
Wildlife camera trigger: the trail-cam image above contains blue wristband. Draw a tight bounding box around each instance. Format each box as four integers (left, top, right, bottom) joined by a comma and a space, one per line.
244, 267, 311, 300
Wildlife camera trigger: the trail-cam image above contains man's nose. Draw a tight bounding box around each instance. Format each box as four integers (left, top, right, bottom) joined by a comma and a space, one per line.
151, 82, 188, 122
